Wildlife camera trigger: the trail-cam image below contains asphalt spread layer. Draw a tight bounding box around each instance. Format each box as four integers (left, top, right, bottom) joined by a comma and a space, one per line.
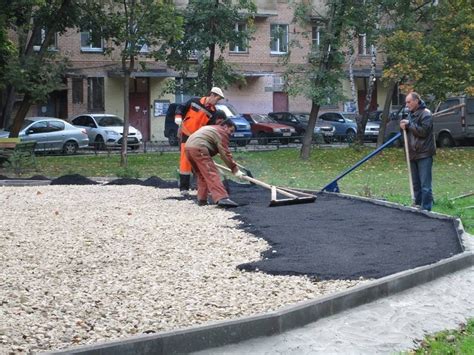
8, 174, 464, 281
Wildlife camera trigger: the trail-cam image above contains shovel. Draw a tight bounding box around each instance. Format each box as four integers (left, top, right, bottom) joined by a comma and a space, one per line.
215, 163, 316, 207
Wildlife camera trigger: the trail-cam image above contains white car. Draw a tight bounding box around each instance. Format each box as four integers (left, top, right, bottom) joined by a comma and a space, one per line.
70, 114, 142, 150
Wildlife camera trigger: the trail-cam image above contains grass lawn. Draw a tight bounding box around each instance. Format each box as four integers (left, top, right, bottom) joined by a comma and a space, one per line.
405, 317, 474, 354
11, 145, 473, 234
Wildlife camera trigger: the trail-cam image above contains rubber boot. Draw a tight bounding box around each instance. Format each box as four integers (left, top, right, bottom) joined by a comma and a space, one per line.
179, 174, 190, 193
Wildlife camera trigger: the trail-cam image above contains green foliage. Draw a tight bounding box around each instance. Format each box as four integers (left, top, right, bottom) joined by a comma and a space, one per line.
167, 0, 256, 94
1, 0, 79, 103
115, 166, 140, 179
382, 0, 474, 99
405, 318, 474, 354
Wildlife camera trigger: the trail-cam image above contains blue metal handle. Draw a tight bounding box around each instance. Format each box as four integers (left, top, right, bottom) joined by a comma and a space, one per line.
321, 132, 402, 192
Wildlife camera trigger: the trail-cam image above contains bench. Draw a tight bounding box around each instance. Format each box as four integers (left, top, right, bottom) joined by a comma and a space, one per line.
0, 138, 37, 173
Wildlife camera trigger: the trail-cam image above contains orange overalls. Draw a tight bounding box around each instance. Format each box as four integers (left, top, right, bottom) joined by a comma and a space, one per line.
176, 97, 217, 191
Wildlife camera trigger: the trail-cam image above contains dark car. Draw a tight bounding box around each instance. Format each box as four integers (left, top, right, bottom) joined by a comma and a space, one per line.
163, 102, 252, 147
267, 111, 335, 142
318, 112, 358, 142
242, 113, 296, 145
164, 103, 180, 146
215, 103, 252, 147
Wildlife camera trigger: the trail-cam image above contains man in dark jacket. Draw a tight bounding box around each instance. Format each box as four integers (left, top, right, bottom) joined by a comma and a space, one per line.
400, 92, 436, 211
185, 119, 244, 208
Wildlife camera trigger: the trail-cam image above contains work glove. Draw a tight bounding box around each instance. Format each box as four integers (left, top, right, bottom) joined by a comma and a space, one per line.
174, 114, 183, 125
233, 169, 245, 178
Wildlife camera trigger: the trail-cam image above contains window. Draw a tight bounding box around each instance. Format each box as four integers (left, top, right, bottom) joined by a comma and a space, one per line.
32, 28, 57, 51
312, 26, 321, 48
230, 23, 248, 53
72, 78, 83, 104
270, 24, 288, 54
87, 77, 104, 112
391, 85, 405, 106
72, 115, 95, 127
358, 34, 367, 55
81, 31, 103, 52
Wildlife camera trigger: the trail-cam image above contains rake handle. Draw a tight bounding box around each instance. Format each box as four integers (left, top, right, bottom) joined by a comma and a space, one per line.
402, 129, 415, 203
215, 162, 297, 199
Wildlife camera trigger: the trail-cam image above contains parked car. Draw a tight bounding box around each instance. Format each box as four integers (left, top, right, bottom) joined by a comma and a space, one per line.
432, 96, 474, 147
384, 108, 409, 147
363, 111, 384, 142
318, 112, 358, 142
71, 114, 143, 150
0, 117, 89, 154
385, 97, 474, 148
164, 103, 179, 146
242, 113, 296, 144
267, 111, 335, 143
215, 103, 252, 147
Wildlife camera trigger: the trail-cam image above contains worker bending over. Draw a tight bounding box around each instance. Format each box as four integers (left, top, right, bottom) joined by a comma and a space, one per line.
185, 119, 244, 208
175, 87, 225, 194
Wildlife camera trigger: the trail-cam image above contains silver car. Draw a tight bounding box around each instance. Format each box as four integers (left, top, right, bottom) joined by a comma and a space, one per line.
70, 114, 143, 150
0, 117, 89, 154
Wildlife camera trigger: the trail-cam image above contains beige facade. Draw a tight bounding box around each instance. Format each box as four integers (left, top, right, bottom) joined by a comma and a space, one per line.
18, 0, 391, 141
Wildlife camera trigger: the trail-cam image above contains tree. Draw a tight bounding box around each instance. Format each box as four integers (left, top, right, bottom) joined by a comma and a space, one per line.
377, 0, 473, 145
87, 0, 183, 166
1, 0, 80, 134
167, 0, 256, 96
286, 0, 380, 159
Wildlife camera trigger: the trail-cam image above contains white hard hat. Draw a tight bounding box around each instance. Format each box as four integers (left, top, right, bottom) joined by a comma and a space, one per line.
210, 87, 224, 99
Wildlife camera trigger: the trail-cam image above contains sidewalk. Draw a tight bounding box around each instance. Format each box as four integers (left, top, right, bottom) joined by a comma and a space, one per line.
196, 266, 474, 355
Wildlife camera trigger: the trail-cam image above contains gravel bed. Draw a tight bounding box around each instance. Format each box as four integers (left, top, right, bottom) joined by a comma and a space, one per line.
0, 185, 366, 354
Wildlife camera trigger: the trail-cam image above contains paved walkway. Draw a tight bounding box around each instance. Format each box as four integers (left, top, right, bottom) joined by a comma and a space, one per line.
195, 266, 474, 355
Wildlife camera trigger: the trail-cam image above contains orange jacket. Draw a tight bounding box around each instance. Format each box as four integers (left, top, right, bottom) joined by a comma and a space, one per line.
176, 97, 218, 140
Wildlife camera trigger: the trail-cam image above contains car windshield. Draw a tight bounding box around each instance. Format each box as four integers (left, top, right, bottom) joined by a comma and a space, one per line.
252, 114, 276, 123
96, 115, 124, 127
294, 113, 310, 123
216, 104, 239, 118
342, 113, 357, 122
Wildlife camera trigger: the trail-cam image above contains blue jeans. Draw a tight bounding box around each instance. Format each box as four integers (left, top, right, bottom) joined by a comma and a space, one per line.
410, 156, 433, 211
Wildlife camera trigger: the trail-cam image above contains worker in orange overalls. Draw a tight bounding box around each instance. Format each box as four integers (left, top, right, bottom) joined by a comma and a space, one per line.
174, 87, 225, 194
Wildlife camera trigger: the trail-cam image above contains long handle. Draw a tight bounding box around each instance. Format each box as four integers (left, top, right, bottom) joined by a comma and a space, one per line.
402, 129, 415, 203
215, 162, 297, 199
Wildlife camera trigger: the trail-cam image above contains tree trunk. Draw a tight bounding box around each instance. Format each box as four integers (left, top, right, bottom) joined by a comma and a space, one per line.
299, 102, 321, 160
207, 43, 215, 90
0, 85, 15, 129
377, 80, 396, 147
120, 57, 134, 167
300, 1, 346, 160
347, 31, 358, 114
355, 46, 377, 145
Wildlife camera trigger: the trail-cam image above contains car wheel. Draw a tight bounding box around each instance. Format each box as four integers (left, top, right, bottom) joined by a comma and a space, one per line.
94, 135, 105, 150
345, 129, 356, 143
63, 140, 78, 155
168, 129, 178, 146
437, 132, 455, 148
257, 132, 268, 145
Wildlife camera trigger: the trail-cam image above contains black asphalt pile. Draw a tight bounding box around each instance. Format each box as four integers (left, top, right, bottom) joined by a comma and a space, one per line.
0, 174, 49, 180
224, 181, 463, 280
142, 176, 178, 188
15, 175, 464, 281
106, 177, 143, 185
50, 174, 98, 185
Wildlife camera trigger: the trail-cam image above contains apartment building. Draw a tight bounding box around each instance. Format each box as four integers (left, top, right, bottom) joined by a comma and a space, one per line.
18, 0, 394, 142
